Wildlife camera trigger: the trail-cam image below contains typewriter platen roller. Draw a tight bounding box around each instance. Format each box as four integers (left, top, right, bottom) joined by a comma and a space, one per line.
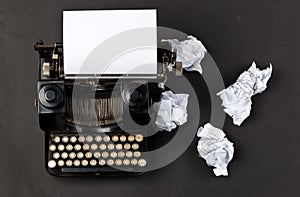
34, 40, 182, 176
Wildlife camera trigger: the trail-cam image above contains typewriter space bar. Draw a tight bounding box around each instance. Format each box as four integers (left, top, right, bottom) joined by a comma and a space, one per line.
62, 167, 133, 173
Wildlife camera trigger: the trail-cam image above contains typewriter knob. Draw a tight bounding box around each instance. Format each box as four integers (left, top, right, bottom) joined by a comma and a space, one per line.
39, 84, 63, 108
45, 90, 56, 102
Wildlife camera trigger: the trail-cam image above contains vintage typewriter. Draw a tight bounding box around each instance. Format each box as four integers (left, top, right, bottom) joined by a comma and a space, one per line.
34, 38, 183, 176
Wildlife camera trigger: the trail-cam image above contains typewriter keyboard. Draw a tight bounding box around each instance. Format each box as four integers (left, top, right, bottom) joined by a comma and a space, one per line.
46, 132, 147, 175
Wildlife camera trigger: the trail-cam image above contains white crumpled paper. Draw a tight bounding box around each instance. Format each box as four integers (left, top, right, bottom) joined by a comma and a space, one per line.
197, 123, 234, 176
217, 62, 273, 126
162, 35, 207, 74
152, 91, 189, 132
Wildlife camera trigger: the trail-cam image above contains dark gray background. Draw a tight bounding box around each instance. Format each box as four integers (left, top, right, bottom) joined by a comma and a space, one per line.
0, 0, 299, 196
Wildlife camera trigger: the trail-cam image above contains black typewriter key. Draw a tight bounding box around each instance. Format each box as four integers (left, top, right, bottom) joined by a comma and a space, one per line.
115, 159, 122, 166
48, 160, 56, 168
138, 159, 147, 167
110, 152, 117, 159
99, 159, 105, 166
124, 143, 131, 150
49, 144, 56, 151
134, 151, 141, 158
53, 152, 60, 160
95, 135, 102, 142
74, 144, 81, 151
120, 135, 126, 142
102, 152, 109, 158
123, 159, 130, 166
53, 136, 60, 143
107, 159, 114, 166
58, 144, 65, 151
69, 152, 76, 159
103, 135, 110, 142
94, 152, 101, 159
58, 160, 64, 167
77, 152, 84, 159
86, 135, 93, 143
73, 160, 80, 167
90, 159, 97, 166
118, 151, 125, 158
82, 144, 89, 151
116, 144, 122, 150
107, 144, 114, 150
99, 144, 106, 150
132, 143, 139, 150
91, 144, 98, 151
112, 135, 118, 142
70, 136, 77, 143
128, 135, 134, 142
61, 152, 68, 159
131, 159, 138, 166
82, 160, 88, 166
135, 134, 143, 142
62, 136, 69, 143
126, 151, 133, 158
66, 144, 73, 151
78, 136, 85, 143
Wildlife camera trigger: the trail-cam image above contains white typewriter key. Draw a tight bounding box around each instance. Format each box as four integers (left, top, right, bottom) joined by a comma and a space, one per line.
62, 136, 69, 143
131, 159, 138, 166
124, 143, 131, 150
99, 144, 106, 150
123, 159, 130, 166
107, 144, 114, 150
134, 151, 141, 158
82, 160, 88, 166
94, 152, 101, 159
112, 135, 118, 142
69, 152, 76, 159
91, 144, 98, 151
70, 136, 77, 143
66, 160, 73, 167
66, 144, 73, 151
48, 160, 56, 168
77, 152, 84, 159
90, 159, 97, 166
132, 143, 139, 150
135, 134, 143, 142
95, 135, 102, 142
126, 151, 133, 158
78, 136, 85, 143
102, 152, 109, 158
103, 135, 110, 142
58, 160, 64, 167
61, 152, 68, 159
118, 151, 125, 158
53, 152, 60, 160
120, 135, 126, 142
86, 135, 93, 143
116, 144, 122, 150
49, 144, 56, 151
53, 136, 60, 143
73, 160, 80, 167
115, 159, 122, 166
58, 144, 65, 151
138, 159, 147, 167
85, 152, 93, 159
82, 144, 89, 151
110, 152, 117, 158
99, 159, 106, 166
107, 159, 114, 166
74, 144, 81, 151
128, 135, 134, 142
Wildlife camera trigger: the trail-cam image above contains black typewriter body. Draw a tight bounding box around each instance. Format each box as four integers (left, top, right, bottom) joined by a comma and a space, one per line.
34, 41, 181, 176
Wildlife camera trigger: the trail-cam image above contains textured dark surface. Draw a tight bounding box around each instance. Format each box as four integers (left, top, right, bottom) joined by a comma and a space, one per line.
0, 0, 299, 196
